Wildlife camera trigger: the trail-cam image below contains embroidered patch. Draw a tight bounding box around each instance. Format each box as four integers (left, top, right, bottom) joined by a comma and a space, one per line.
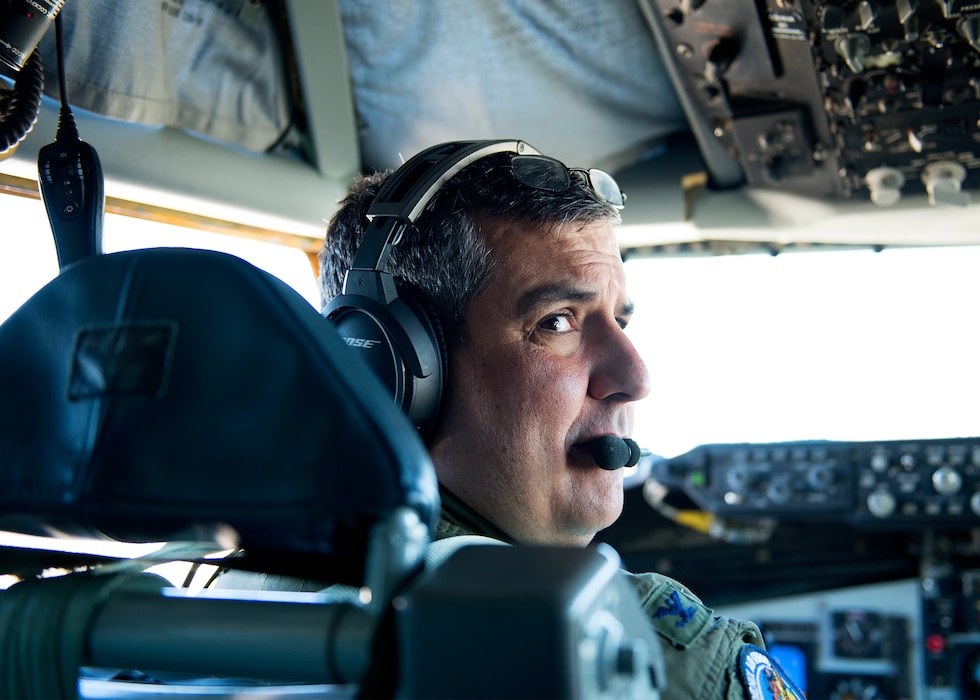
652, 589, 697, 627
739, 645, 806, 700
642, 582, 711, 648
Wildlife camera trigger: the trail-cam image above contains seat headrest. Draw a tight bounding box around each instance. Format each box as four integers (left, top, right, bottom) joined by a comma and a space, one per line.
0, 248, 438, 583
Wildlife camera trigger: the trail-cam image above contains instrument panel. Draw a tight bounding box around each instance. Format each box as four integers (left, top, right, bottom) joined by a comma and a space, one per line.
715, 566, 980, 699
718, 579, 918, 699
652, 436, 980, 526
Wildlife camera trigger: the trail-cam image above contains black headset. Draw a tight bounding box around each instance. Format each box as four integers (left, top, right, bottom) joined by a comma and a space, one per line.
325, 139, 541, 437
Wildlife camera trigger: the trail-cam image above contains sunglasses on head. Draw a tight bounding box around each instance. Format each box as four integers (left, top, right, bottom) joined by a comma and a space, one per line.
509, 154, 626, 209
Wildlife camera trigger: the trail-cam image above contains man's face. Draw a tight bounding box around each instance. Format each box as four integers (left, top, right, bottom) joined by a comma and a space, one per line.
428, 217, 651, 546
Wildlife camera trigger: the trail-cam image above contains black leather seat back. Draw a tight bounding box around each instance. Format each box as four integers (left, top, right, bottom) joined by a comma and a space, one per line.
0, 248, 438, 584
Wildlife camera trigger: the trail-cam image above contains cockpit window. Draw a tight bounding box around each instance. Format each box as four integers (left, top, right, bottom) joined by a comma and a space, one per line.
1, 193, 319, 323
625, 248, 980, 458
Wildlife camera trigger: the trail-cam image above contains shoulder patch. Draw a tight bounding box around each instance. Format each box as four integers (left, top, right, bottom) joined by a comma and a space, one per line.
652, 589, 698, 626
643, 582, 712, 648
739, 645, 806, 700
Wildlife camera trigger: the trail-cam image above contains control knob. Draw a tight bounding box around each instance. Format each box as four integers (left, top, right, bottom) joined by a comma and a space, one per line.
767, 480, 792, 505
932, 466, 963, 496
807, 464, 836, 490
866, 489, 896, 518
921, 161, 970, 207
864, 167, 905, 206
726, 464, 755, 491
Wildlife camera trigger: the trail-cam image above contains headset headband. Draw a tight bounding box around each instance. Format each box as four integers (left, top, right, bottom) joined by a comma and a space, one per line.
348, 139, 539, 277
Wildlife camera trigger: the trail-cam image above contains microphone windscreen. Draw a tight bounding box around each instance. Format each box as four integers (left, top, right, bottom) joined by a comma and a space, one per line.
589, 435, 631, 471
624, 438, 641, 467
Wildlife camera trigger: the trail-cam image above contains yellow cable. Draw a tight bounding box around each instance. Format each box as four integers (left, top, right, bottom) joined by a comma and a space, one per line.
674, 510, 715, 535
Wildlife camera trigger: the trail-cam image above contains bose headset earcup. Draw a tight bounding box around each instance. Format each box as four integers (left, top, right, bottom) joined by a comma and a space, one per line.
326, 280, 446, 438
325, 140, 540, 438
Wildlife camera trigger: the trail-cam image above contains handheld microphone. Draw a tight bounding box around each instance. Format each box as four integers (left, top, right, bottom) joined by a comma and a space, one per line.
37, 12, 105, 272
585, 436, 641, 471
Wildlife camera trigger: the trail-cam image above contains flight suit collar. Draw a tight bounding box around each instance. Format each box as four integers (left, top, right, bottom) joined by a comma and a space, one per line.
435, 485, 516, 544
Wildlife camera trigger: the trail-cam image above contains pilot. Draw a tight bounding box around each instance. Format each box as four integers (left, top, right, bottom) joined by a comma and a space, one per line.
319, 142, 802, 699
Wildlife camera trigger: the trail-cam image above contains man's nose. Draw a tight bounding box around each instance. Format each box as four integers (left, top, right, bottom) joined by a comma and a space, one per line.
588, 321, 652, 403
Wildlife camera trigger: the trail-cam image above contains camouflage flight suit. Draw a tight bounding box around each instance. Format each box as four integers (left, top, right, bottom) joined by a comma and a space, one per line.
435, 488, 799, 700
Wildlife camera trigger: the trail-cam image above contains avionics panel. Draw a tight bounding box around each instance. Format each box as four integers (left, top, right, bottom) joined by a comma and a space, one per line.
652, 437, 980, 526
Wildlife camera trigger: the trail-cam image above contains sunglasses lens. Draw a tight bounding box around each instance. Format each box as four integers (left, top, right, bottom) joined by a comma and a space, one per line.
588, 169, 625, 208
511, 156, 625, 208
512, 155, 570, 192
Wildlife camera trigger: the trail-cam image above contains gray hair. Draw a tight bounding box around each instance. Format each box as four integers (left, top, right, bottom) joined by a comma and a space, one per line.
318, 151, 620, 347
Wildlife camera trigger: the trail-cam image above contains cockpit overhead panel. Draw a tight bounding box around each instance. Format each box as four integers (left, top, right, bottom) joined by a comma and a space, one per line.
639, 0, 980, 206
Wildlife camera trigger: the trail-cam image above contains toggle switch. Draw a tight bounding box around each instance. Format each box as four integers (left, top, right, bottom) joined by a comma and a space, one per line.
835, 32, 871, 73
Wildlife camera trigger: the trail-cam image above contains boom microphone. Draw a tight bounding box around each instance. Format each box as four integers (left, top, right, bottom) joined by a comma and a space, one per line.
585, 436, 641, 470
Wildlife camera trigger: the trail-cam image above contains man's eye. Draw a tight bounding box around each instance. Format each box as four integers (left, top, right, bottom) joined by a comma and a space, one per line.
539, 314, 573, 333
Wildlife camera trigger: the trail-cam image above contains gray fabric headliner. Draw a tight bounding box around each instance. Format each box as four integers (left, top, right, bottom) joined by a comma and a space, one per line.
35, 0, 684, 174
341, 0, 685, 173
